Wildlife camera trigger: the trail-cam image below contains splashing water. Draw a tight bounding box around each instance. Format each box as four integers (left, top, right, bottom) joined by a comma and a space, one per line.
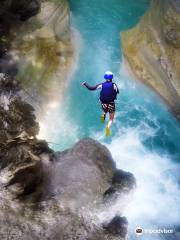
42, 0, 180, 239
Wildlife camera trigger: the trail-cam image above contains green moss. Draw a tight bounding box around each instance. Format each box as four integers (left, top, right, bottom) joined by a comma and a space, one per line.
17, 37, 61, 95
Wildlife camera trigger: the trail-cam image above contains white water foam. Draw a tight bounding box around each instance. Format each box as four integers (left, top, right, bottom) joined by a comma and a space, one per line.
97, 127, 180, 239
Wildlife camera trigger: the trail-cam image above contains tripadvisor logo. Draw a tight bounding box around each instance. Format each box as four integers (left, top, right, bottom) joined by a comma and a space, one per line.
135, 227, 143, 235
135, 226, 174, 236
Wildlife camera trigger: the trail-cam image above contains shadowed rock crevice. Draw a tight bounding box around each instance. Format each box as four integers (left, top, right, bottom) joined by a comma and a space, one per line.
103, 216, 128, 238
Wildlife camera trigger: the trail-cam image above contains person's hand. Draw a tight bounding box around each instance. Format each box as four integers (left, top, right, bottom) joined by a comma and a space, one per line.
81, 81, 86, 86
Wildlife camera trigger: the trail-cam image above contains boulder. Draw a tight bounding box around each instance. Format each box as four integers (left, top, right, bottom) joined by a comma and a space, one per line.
45, 138, 116, 210
103, 216, 128, 238
103, 169, 136, 201
112, 169, 136, 192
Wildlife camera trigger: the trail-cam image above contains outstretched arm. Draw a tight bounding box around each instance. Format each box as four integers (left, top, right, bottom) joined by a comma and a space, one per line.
82, 82, 102, 91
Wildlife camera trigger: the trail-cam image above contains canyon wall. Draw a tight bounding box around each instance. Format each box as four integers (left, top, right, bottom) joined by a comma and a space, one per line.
0, 0, 74, 105
121, 0, 180, 119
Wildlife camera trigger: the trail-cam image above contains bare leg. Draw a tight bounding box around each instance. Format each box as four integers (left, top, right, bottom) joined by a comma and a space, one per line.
101, 103, 108, 123
101, 111, 107, 123
108, 112, 115, 128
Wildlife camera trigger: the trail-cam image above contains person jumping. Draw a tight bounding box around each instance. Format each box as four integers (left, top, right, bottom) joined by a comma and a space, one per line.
82, 71, 119, 136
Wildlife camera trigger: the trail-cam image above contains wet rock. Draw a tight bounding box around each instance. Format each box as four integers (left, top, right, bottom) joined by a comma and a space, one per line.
103, 186, 117, 198
0, 97, 39, 138
112, 169, 136, 192
170, 0, 180, 12
71, 138, 116, 180
4, 149, 43, 197
46, 138, 116, 210
103, 216, 128, 238
0, 0, 41, 22
0, 86, 42, 199
164, 28, 180, 48
10, 0, 41, 21
0, 53, 18, 76
31, 140, 54, 156
103, 169, 136, 202
0, 39, 10, 57
0, 73, 20, 93
0, 22, 9, 35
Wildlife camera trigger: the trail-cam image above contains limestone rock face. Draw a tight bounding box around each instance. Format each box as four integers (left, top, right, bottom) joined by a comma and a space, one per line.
0, 0, 74, 104
121, 0, 180, 119
36, 0, 71, 40
0, 74, 41, 199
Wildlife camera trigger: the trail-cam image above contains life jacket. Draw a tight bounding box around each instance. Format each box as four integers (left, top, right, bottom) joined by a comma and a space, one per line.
100, 82, 117, 103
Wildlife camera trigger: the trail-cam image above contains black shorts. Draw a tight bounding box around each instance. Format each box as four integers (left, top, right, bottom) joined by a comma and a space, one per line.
101, 102, 115, 113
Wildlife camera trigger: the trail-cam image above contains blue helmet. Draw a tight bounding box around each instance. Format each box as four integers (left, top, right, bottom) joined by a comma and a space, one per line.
104, 71, 114, 80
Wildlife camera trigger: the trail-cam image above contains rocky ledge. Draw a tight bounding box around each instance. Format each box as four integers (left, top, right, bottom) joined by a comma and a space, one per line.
0, 74, 136, 239
121, 0, 180, 119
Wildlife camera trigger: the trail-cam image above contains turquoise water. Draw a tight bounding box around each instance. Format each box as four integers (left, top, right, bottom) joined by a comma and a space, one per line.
51, 0, 180, 239
65, 0, 180, 160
